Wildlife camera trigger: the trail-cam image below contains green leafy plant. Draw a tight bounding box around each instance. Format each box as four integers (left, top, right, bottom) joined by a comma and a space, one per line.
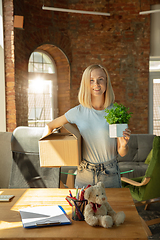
104, 102, 133, 124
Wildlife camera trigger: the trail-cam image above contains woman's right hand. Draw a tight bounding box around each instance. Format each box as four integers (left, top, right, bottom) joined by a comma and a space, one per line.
42, 114, 69, 138
42, 124, 52, 138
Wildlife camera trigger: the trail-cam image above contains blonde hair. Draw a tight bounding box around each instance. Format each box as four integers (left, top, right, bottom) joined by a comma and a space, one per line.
78, 64, 115, 108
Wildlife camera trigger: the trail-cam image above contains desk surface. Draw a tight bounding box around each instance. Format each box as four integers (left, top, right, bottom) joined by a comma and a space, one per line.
0, 188, 148, 240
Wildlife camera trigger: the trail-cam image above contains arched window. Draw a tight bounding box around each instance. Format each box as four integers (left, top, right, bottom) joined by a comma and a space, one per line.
28, 51, 58, 127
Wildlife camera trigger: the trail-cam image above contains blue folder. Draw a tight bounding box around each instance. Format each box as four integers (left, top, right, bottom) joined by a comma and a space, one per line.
19, 205, 71, 228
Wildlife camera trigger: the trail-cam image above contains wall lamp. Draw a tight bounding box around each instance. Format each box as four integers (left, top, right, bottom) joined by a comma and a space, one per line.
42, 5, 110, 16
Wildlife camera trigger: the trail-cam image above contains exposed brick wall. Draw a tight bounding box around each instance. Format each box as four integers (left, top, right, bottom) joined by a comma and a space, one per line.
14, 29, 28, 127
3, 0, 160, 133
3, 0, 16, 132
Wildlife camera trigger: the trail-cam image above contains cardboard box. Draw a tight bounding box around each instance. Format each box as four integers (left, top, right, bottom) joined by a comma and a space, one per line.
39, 123, 81, 167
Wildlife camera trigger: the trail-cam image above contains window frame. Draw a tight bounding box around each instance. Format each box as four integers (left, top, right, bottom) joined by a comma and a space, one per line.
28, 50, 58, 127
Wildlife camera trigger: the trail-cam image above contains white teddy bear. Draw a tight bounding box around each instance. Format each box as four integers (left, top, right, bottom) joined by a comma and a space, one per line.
84, 182, 125, 228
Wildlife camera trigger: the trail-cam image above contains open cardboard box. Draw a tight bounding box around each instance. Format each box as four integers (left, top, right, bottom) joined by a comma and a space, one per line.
39, 123, 81, 167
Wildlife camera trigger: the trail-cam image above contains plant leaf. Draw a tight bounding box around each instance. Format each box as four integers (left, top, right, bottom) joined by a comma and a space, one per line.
104, 102, 133, 124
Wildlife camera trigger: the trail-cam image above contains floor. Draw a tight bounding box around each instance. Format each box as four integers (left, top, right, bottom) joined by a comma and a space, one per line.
136, 201, 160, 239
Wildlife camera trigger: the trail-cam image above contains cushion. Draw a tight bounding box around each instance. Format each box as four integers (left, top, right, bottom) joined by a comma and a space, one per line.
145, 149, 153, 165
118, 162, 148, 178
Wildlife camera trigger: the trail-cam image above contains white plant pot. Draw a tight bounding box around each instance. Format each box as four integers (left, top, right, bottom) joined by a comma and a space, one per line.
109, 123, 128, 138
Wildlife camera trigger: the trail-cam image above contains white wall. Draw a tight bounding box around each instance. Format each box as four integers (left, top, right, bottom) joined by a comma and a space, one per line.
0, 132, 12, 188
0, 0, 6, 132
150, 4, 160, 56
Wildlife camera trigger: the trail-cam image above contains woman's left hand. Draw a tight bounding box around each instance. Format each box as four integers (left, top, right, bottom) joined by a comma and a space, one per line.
118, 128, 131, 148
117, 128, 131, 157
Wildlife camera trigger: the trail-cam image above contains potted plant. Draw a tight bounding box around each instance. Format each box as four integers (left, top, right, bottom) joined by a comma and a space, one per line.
104, 102, 132, 138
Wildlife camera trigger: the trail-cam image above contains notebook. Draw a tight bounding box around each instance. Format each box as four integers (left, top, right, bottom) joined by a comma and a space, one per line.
19, 205, 71, 228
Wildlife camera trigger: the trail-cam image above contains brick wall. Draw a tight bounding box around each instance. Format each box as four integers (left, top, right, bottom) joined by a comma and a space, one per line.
3, 0, 16, 132
3, 0, 160, 133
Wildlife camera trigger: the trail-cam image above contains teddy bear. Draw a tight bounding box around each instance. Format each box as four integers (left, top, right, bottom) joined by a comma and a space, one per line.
84, 182, 125, 228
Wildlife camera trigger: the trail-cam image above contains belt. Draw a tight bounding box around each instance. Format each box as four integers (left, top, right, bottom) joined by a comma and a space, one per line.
82, 158, 117, 172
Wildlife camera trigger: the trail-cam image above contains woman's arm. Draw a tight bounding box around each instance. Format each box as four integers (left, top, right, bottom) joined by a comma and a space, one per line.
42, 114, 68, 137
117, 128, 131, 157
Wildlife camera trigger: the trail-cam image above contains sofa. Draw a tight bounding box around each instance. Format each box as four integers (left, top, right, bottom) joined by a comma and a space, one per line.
118, 134, 156, 178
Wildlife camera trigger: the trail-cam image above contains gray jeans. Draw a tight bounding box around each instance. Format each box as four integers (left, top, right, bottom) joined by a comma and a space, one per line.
75, 158, 122, 188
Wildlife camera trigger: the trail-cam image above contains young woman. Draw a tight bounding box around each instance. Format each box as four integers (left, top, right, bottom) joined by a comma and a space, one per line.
43, 64, 131, 188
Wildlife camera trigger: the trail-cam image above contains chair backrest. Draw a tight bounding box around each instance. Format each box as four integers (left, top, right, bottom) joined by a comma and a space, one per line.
9, 126, 60, 188
140, 136, 160, 200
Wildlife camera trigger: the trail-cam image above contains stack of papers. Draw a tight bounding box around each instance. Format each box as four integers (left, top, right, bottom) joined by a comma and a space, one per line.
0, 195, 15, 201
19, 205, 71, 228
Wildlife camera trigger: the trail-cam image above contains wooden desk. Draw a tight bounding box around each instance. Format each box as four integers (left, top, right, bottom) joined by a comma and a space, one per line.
0, 188, 148, 240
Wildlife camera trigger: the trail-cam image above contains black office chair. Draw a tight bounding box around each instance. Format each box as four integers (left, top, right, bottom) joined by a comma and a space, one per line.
9, 126, 60, 188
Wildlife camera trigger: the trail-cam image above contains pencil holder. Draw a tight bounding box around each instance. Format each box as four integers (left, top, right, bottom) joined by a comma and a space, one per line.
72, 199, 88, 221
